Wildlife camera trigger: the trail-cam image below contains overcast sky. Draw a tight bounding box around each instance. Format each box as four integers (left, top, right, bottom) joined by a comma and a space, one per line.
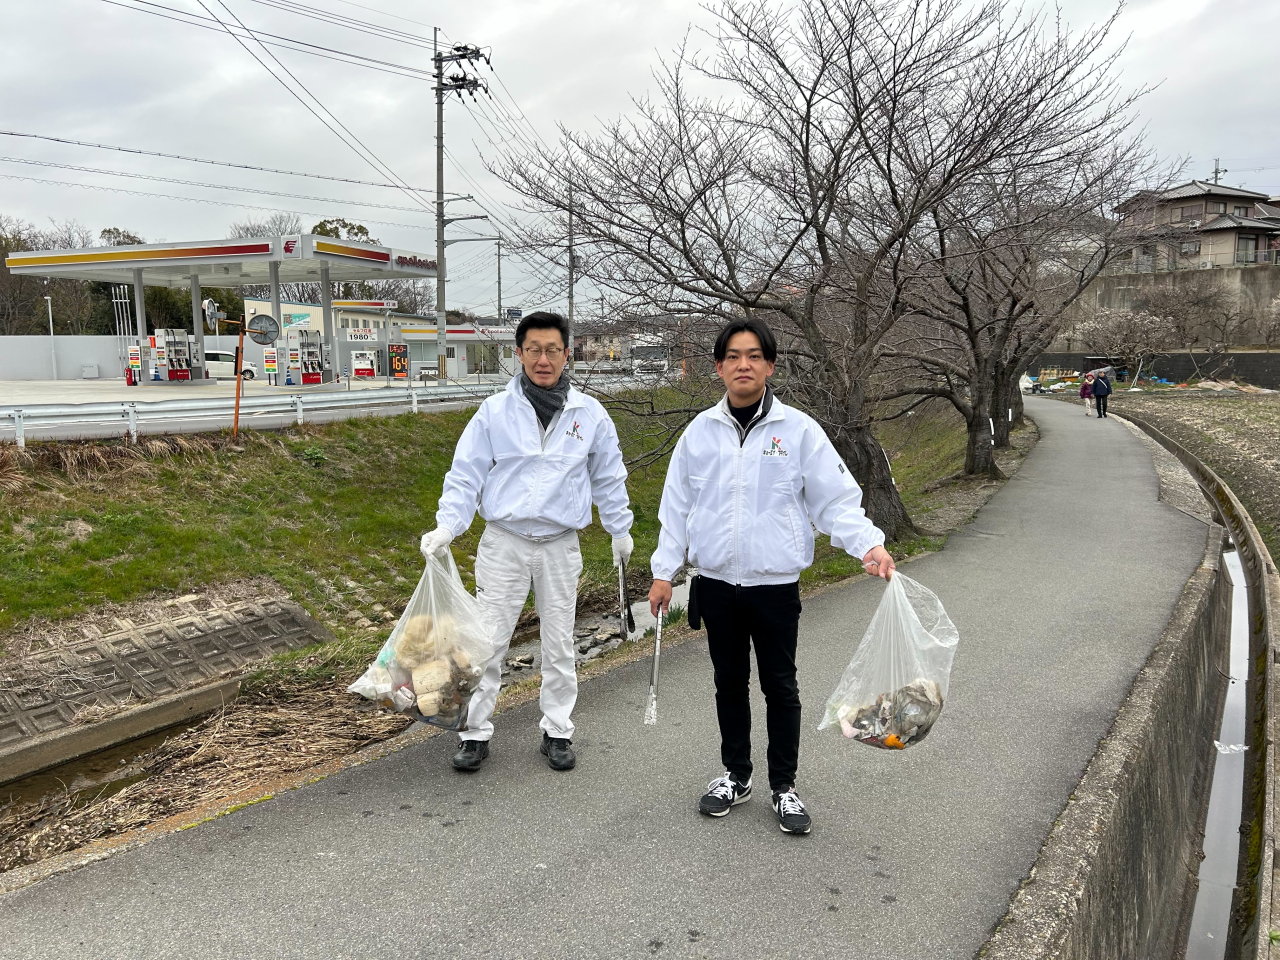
1, 0, 1277, 315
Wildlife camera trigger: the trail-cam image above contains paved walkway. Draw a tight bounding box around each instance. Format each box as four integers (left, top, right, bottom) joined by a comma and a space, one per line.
0, 398, 1208, 960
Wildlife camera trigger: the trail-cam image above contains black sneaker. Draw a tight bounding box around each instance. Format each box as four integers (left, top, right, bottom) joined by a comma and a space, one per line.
540, 732, 576, 770
772, 787, 811, 834
452, 739, 489, 772
698, 773, 752, 817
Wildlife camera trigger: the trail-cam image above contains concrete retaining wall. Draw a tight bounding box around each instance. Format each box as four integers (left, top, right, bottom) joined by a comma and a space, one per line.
979, 522, 1231, 960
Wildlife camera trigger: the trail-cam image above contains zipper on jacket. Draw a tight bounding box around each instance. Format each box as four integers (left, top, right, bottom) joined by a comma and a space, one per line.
732, 441, 744, 585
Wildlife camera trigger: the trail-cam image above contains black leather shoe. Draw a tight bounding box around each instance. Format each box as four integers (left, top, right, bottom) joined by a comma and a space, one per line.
452, 739, 489, 771
540, 732, 576, 770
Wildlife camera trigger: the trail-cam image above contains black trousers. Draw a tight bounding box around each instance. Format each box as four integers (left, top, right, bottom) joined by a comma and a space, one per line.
697, 576, 802, 792
1095, 394, 1109, 416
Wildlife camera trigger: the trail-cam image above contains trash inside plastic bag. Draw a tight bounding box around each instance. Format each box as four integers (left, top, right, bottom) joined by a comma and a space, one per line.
348, 551, 494, 730
819, 573, 959, 749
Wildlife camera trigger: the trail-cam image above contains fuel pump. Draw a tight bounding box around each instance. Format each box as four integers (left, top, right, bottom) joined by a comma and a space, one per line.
350, 348, 381, 378
298, 330, 323, 384
153, 329, 192, 380
284, 329, 303, 386
187, 333, 204, 381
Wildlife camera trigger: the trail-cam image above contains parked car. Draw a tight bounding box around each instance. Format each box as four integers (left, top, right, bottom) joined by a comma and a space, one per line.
204, 350, 258, 380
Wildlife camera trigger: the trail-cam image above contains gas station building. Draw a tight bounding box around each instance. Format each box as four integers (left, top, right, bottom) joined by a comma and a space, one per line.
241, 297, 519, 380
4, 234, 441, 385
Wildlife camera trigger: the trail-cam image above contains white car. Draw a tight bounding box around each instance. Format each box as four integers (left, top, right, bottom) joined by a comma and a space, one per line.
204, 350, 259, 380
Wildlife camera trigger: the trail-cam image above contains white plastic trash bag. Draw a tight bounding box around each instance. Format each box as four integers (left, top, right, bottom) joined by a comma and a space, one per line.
818, 572, 959, 749
348, 551, 495, 730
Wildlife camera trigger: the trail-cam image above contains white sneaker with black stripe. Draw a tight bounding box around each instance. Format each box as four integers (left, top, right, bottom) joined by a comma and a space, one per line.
772, 787, 812, 834
698, 773, 752, 817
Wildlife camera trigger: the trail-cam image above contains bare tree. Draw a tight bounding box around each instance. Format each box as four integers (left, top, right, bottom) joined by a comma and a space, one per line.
497, 0, 1142, 538
1076, 308, 1175, 377
1262, 296, 1280, 353
0, 215, 41, 336
32, 220, 96, 335
229, 213, 316, 304
1134, 279, 1249, 379
883, 135, 1155, 474
228, 212, 306, 239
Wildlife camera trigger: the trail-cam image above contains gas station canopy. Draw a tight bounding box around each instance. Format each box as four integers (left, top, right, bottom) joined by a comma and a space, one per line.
4, 234, 437, 286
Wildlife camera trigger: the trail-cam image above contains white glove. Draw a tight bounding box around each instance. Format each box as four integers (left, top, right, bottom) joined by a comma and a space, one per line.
612, 533, 634, 569
420, 527, 454, 560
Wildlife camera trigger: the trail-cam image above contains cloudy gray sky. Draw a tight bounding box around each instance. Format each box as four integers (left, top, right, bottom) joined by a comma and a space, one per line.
1, 0, 1277, 315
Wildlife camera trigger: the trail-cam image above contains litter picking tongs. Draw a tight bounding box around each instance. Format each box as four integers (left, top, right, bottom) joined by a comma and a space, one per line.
618, 559, 635, 642
643, 606, 663, 726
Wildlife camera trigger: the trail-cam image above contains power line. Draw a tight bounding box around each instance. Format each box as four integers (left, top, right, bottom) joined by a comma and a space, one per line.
0, 156, 438, 214
0, 172, 436, 233
193, 0, 434, 213
242, 0, 439, 50
0, 129, 439, 192
317, 0, 446, 35
99, 0, 440, 81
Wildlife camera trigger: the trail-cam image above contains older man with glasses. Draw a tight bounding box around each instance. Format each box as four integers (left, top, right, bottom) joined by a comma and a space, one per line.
420, 311, 635, 773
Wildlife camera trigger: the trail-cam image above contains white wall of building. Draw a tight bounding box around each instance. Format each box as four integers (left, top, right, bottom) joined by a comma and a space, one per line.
0, 335, 132, 381
0, 335, 277, 382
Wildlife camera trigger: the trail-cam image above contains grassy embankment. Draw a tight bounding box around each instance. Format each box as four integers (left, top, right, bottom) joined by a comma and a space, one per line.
1109, 391, 1280, 560
0, 399, 952, 676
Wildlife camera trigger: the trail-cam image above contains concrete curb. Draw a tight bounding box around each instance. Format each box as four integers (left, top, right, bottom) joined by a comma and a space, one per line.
978, 522, 1230, 959
0, 678, 243, 789
1121, 413, 1280, 960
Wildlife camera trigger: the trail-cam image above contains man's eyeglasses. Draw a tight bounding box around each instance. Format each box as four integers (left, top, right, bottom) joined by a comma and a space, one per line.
520, 346, 565, 359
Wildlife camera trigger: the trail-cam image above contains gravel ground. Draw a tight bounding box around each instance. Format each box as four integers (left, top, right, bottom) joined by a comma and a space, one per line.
1105, 392, 1280, 559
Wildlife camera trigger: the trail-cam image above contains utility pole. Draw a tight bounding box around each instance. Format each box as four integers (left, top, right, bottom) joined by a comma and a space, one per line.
1213, 158, 1228, 185
435, 27, 446, 383
496, 232, 502, 323
433, 31, 490, 384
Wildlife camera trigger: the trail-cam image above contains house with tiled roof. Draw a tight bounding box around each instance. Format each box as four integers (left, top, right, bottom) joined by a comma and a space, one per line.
1113, 180, 1280, 272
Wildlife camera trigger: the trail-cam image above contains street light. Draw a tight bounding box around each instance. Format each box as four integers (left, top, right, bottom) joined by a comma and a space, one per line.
42, 295, 57, 381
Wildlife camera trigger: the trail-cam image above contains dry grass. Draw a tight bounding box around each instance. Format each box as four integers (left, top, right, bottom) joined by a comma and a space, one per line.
0, 673, 410, 873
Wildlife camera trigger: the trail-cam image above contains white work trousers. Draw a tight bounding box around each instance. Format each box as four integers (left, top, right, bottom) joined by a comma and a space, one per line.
461, 523, 582, 742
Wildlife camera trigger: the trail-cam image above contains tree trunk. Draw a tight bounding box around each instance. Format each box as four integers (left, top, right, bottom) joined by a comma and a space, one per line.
832, 426, 916, 543
963, 390, 1004, 479
992, 375, 1014, 448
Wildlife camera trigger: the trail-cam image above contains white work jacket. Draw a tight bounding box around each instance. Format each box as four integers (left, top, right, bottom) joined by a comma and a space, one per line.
436, 375, 633, 540
650, 391, 885, 586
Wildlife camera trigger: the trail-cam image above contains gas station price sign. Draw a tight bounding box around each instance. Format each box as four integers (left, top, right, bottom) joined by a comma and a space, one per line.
388, 343, 409, 379
264, 348, 278, 373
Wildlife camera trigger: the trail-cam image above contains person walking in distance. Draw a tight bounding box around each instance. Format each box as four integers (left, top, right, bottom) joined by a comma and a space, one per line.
1092, 370, 1112, 418
420, 312, 634, 773
648, 317, 895, 835
1080, 374, 1095, 417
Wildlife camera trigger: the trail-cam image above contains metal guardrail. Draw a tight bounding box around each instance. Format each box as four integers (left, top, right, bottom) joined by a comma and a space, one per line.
1123, 413, 1280, 959
0, 382, 505, 446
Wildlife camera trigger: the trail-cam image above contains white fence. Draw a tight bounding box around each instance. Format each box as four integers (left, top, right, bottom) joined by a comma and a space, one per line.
0, 383, 505, 446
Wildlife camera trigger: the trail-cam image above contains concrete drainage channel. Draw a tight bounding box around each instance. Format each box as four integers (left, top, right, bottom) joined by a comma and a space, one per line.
0, 597, 332, 797
978, 415, 1280, 960
0, 580, 678, 815
1186, 549, 1251, 957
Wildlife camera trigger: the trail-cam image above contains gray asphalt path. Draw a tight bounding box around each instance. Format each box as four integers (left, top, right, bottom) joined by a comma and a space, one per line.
0, 398, 1207, 960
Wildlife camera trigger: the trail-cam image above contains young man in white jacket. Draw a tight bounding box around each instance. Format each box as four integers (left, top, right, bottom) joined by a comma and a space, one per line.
648, 318, 895, 834
420, 312, 634, 773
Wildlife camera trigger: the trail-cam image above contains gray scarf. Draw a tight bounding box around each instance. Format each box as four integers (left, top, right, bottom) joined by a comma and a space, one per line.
521, 370, 571, 429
